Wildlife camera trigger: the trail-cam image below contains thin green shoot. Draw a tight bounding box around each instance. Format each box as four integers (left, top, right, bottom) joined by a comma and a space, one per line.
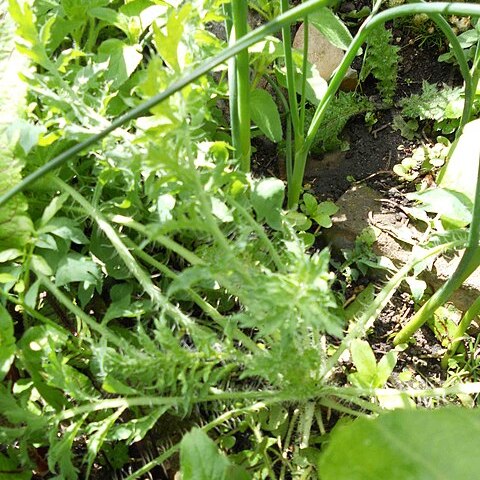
230, 0, 251, 170
442, 295, 480, 368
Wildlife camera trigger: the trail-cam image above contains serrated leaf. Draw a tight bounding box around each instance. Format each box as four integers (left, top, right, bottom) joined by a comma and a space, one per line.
180, 428, 231, 480
48, 419, 83, 480
97, 39, 143, 89
55, 254, 101, 287
250, 89, 282, 143
319, 408, 480, 480
86, 408, 125, 478
309, 7, 353, 51
152, 5, 191, 71
0, 304, 16, 381
111, 408, 167, 444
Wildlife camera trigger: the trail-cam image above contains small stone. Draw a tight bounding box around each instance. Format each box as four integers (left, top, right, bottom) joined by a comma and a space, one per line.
293, 23, 358, 90
324, 184, 480, 311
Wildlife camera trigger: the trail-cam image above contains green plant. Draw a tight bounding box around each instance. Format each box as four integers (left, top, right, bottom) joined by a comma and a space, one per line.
307, 91, 374, 154
359, 23, 400, 105
4, 1, 480, 478
393, 140, 449, 181
400, 81, 470, 134
394, 118, 480, 352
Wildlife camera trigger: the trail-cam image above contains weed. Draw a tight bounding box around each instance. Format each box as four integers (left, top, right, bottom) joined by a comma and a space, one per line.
3, 0, 480, 478
360, 24, 400, 105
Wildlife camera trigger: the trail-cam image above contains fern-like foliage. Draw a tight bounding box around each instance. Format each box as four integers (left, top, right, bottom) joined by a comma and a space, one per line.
360, 24, 400, 105
307, 92, 373, 154
399, 81, 471, 133
400, 81, 463, 121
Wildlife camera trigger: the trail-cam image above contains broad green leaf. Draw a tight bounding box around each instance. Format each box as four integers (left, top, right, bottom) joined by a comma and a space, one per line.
88, 7, 130, 37
250, 89, 283, 143
250, 36, 285, 65
120, 0, 168, 35
40, 194, 69, 226
438, 118, 480, 203
302, 193, 318, 216
312, 201, 339, 228
97, 39, 143, 89
309, 7, 353, 51
375, 350, 397, 387
55, 253, 101, 287
405, 277, 427, 302
319, 408, 480, 480
180, 428, 230, 480
251, 178, 285, 230
0, 304, 16, 381
345, 283, 375, 321
407, 188, 472, 228
349, 339, 376, 387
298, 59, 328, 106
40, 217, 90, 244
276, 54, 328, 105
0, 248, 22, 263
6, 119, 44, 154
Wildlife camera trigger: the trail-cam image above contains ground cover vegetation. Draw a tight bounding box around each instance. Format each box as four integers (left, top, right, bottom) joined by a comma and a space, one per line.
2, 0, 480, 478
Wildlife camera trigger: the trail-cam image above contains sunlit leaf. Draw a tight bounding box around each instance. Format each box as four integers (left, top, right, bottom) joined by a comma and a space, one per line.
319, 408, 480, 480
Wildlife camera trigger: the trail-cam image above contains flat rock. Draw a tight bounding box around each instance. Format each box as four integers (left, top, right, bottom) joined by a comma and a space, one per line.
324, 184, 480, 312
293, 23, 357, 90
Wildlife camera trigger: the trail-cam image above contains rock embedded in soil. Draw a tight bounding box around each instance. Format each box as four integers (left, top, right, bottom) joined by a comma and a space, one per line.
324, 184, 480, 312
293, 23, 358, 90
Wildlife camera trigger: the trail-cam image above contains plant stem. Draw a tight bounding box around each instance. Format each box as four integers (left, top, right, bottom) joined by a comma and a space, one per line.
299, 15, 309, 135
287, 0, 477, 207
299, 401, 315, 448
37, 273, 127, 348
442, 295, 480, 368
224, 3, 240, 162
281, 0, 301, 142
122, 236, 262, 353
231, 0, 251, 170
